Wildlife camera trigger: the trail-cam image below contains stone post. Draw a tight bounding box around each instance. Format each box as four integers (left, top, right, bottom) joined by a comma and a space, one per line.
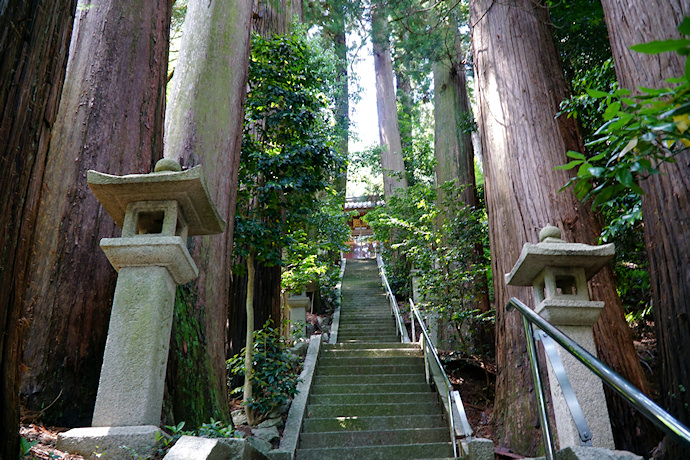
287, 292, 310, 341
505, 225, 615, 449
56, 160, 226, 458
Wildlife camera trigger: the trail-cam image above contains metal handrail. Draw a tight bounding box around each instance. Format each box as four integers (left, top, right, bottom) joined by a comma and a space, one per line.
410, 299, 474, 457
535, 330, 592, 446
376, 255, 410, 343
507, 297, 690, 454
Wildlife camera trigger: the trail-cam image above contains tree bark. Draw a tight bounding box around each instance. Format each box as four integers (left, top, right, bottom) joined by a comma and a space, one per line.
164, 0, 252, 427
253, 0, 302, 36
470, 0, 655, 455
372, 3, 408, 197
599, 2, 690, 457
396, 67, 414, 184
334, 23, 349, 195
0, 0, 78, 454
433, 49, 492, 328
433, 59, 476, 207
18, 0, 170, 428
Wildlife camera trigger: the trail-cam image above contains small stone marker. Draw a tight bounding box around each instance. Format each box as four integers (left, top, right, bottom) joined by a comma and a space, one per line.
505, 224, 615, 450
286, 292, 310, 341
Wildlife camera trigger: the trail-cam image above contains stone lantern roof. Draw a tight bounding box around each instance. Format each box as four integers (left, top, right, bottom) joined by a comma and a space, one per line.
87, 162, 226, 236
505, 225, 614, 287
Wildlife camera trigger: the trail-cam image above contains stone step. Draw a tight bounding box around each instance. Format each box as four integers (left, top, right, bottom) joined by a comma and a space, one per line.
298, 427, 449, 448
336, 330, 400, 335
336, 337, 401, 344
301, 414, 447, 433
318, 356, 422, 367
295, 442, 454, 460
324, 342, 419, 350
336, 320, 392, 326
307, 401, 442, 417
340, 314, 394, 323
321, 348, 421, 358
340, 304, 388, 308
309, 392, 437, 406
336, 333, 401, 339
340, 312, 393, 316
336, 325, 397, 332
313, 372, 428, 386
316, 363, 423, 376
310, 382, 432, 395
338, 324, 395, 334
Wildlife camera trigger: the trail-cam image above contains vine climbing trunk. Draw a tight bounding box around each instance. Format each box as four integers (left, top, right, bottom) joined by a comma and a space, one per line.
372, 2, 408, 197
470, 0, 656, 455
0, 0, 78, 454
164, 0, 252, 427
599, 2, 690, 457
19, 0, 171, 428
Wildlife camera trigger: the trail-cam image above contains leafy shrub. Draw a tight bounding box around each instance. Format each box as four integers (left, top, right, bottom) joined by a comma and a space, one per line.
227, 322, 302, 418
364, 181, 494, 356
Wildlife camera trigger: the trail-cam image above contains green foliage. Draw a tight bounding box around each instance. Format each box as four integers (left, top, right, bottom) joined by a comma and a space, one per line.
235, 31, 346, 267
281, 193, 350, 307
364, 181, 493, 355
548, 0, 611, 84
363, 183, 436, 299
228, 322, 302, 418
556, 18, 690, 326
400, 104, 437, 186
557, 84, 690, 208
558, 18, 690, 209
194, 419, 243, 439
19, 437, 38, 458
168, 285, 226, 427
170, 0, 187, 40
557, 58, 618, 140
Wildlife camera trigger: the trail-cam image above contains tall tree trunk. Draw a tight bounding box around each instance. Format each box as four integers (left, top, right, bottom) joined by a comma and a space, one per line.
433, 59, 476, 207
253, 0, 292, 37
164, 0, 252, 427
371, 3, 408, 197
395, 59, 414, 185
290, 0, 303, 24
19, 0, 170, 428
0, 0, 78, 454
599, 3, 690, 457
470, 0, 655, 455
334, 23, 349, 195
226, 256, 281, 373
433, 51, 492, 345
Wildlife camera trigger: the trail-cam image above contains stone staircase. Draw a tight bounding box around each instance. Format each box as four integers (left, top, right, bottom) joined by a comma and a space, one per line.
295, 259, 454, 459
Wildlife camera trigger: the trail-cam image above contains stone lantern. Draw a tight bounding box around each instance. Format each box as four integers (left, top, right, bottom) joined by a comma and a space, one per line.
57, 159, 225, 458
505, 224, 615, 449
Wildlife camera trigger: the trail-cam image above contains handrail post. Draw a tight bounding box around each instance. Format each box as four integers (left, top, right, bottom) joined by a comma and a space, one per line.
522, 315, 556, 460
409, 298, 473, 451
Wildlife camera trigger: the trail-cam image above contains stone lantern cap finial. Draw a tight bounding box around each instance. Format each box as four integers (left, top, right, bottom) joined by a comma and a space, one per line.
87, 163, 226, 236
505, 224, 614, 287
